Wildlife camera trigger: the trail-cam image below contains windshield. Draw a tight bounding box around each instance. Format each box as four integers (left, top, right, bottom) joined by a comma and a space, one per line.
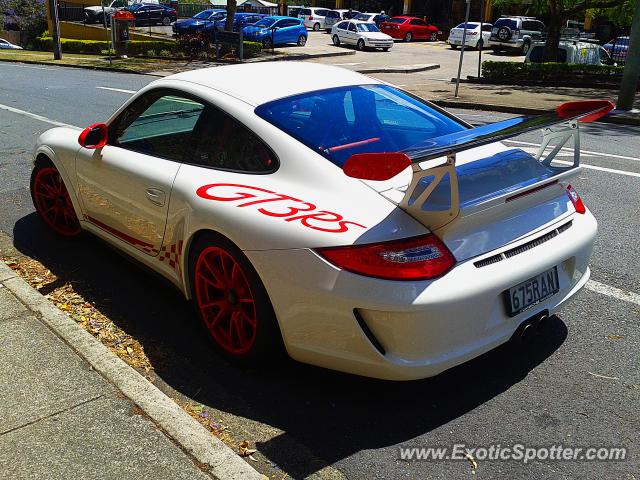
357, 23, 379, 32
254, 17, 276, 27
255, 85, 466, 167
194, 10, 215, 19
354, 13, 372, 20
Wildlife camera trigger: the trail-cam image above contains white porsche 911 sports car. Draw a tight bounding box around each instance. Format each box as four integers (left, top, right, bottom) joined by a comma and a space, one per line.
30, 62, 612, 380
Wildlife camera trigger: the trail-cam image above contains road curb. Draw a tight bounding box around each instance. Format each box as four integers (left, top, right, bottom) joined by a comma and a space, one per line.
357, 63, 440, 74
431, 100, 640, 126
0, 57, 151, 75
0, 260, 265, 480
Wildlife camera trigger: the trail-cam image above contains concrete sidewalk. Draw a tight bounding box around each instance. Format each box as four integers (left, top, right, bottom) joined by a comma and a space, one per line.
0, 260, 262, 480
403, 81, 640, 125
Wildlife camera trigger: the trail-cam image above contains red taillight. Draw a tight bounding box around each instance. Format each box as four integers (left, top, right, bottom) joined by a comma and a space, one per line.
309, 15, 313, 20
316, 234, 455, 281
566, 185, 586, 214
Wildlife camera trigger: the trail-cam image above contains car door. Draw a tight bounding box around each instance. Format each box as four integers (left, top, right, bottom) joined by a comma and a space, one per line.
335, 21, 349, 41
76, 89, 206, 255
346, 21, 358, 44
409, 18, 427, 39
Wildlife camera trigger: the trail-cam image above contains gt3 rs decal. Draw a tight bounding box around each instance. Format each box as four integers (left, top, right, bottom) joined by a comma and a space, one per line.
196, 183, 366, 233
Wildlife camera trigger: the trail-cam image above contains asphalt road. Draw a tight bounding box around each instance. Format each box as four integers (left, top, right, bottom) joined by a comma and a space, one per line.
1, 62, 638, 480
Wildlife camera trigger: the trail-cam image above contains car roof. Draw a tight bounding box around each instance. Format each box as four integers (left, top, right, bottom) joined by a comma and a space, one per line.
168, 62, 380, 106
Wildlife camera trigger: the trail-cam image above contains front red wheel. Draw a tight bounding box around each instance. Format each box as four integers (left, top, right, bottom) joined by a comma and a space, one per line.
190, 233, 282, 362
31, 163, 81, 237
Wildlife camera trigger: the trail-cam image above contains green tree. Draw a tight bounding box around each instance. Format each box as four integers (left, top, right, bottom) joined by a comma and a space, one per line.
493, 0, 629, 61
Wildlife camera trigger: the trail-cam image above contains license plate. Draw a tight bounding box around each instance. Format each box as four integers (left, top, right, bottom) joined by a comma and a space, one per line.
505, 267, 559, 317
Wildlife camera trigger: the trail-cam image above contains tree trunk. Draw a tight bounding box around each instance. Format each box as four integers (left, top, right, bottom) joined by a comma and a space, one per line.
543, 16, 563, 62
617, 0, 640, 110
225, 0, 236, 32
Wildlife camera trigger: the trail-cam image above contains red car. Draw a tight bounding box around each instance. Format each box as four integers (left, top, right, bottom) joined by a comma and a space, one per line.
380, 16, 439, 42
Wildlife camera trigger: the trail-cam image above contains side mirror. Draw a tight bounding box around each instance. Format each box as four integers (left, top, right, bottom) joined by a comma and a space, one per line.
78, 123, 108, 149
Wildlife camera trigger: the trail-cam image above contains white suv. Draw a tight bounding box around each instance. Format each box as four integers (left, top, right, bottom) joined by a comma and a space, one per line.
298, 8, 331, 31
489, 16, 545, 55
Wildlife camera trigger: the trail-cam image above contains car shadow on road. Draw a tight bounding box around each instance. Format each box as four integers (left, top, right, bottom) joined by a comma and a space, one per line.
13, 213, 568, 479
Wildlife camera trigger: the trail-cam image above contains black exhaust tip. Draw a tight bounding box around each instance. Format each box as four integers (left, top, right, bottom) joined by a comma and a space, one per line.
511, 311, 549, 343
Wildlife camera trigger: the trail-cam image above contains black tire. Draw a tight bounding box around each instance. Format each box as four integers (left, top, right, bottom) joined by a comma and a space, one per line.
357, 38, 365, 51
189, 232, 284, 364
161, 15, 171, 26
263, 36, 273, 49
496, 26, 512, 41
313, 22, 320, 31
404, 31, 412, 42
332, 34, 340, 46
297, 34, 306, 46
521, 40, 531, 56
450, 43, 458, 49
382, 47, 390, 51
491, 46, 502, 53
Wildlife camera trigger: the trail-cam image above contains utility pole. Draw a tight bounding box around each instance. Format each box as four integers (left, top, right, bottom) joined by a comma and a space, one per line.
454, 0, 471, 97
49, 0, 62, 59
478, 0, 485, 78
617, 0, 640, 110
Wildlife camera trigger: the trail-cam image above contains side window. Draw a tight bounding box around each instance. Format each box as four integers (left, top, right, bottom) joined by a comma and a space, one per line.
410, 19, 425, 26
336, 21, 348, 29
348, 22, 357, 32
482, 24, 492, 31
191, 106, 276, 172
112, 92, 205, 162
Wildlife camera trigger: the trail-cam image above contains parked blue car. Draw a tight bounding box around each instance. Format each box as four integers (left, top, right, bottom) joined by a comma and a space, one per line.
172, 9, 225, 35
603, 36, 629, 63
213, 12, 268, 32
242, 16, 307, 48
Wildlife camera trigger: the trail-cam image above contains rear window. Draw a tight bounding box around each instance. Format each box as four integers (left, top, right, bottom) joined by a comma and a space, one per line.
529, 45, 567, 63
315, 9, 330, 16
354, 13, 371, 21
326, 11, 340, 18
494, 18, 517, 29
388, 17, 405, 23
300, 9, 311, 15
455, 23, 479, 29
254, 85, 466, 167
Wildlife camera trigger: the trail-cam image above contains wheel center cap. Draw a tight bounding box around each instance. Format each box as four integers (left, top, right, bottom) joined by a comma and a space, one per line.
227, 290, 238, 306
56, 196, 66, 207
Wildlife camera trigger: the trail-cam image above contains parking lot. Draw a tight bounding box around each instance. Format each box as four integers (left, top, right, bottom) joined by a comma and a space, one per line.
0, 61, 638, 479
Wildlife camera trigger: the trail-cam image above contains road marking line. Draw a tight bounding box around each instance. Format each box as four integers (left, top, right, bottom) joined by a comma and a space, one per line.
0, 103, 72, 127
586, 280, 640, 306
504, 139, 640, 163
506, 144, 640, 178
97, 86, 136, 94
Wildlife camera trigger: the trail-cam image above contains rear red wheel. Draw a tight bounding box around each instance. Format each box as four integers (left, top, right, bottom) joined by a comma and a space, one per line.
31, 163, 81, 237
194, 246, 257, 355
190, 233, 282, 362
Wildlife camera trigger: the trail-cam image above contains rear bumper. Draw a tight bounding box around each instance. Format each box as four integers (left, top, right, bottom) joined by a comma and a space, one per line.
248, 210, 597, 380
489, 38, 524, 48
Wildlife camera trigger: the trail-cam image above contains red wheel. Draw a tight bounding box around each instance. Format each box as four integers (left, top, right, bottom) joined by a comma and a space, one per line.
190, 233, 283, 361
194, 246, 257, 355
31, 162, 81, 237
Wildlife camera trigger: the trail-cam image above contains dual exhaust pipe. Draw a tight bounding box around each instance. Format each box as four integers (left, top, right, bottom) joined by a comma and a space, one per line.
512, 312, 550, 343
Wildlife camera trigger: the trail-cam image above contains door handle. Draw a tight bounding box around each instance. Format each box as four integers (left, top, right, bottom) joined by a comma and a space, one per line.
145, 188, 165, 207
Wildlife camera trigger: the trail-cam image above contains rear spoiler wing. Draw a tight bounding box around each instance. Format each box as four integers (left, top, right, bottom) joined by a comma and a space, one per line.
344, 100, 614, 230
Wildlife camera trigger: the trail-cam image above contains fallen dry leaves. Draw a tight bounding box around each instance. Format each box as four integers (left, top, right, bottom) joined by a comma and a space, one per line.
2, 255, 260, 463
3, 256, 153, 374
